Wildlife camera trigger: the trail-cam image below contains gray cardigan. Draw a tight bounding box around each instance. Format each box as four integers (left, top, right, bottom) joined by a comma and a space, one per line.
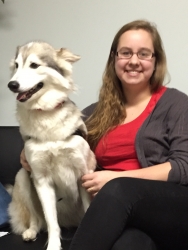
82, 88, 188, 185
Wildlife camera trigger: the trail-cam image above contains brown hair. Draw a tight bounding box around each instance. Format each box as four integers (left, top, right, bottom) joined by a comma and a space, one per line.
86, 20, 168, 150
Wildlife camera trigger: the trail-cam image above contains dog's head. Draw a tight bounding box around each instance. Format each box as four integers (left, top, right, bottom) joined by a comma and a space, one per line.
8, 41, 80, 110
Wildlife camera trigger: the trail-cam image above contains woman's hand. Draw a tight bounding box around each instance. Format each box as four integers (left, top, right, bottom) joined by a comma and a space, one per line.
82, 170, 119, 197
20, 149, 31, 171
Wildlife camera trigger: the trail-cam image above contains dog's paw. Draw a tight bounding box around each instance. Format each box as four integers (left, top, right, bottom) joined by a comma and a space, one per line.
22, 229, 37, 241
47, 247, 62, 250
47, 239, 62, 250
47, 245, 62, 250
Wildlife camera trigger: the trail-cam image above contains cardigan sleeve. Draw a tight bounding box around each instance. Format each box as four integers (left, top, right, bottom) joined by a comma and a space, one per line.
167, 95, 188, 185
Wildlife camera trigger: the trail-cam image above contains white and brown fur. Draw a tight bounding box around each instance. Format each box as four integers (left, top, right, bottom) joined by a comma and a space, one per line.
7, 41, 96, 250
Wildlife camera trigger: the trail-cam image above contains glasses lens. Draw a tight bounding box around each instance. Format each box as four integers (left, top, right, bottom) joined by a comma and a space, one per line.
118, 49, 132, 58
138, 49, 152, 59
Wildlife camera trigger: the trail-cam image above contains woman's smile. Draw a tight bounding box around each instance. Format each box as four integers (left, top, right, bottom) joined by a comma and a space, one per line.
125, 70, 142, 76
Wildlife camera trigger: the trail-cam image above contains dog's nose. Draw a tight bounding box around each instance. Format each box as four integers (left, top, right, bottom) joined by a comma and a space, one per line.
8, 81, 20, 92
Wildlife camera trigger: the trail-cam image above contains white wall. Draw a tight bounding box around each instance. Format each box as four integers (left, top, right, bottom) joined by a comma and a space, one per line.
1, 0, 188, 125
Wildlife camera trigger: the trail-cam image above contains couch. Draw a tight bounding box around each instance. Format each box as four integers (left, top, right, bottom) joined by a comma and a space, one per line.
0, 126, 76, 250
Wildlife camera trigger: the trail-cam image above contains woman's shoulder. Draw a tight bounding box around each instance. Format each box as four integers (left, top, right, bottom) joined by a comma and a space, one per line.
164, 87, 188, 100
160, 87, 188, 106
155, 87, 188, 116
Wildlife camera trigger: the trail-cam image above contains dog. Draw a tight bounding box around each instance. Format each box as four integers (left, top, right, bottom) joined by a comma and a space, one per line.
7, 41, 96, 250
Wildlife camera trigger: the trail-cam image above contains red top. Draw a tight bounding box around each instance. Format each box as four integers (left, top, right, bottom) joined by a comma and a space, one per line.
95, 87, 167, 171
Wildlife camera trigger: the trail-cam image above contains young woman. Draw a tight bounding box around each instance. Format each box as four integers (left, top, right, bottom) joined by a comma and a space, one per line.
68, 20, 188, 250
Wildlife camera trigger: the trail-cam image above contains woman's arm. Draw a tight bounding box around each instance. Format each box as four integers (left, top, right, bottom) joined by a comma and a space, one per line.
118, 162, 171, 180
138, 89, 188, 185
82, 162, 171, 196
20, 149, 31, 171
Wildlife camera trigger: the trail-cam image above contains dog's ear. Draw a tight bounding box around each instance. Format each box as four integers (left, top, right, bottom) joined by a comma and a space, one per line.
56, 48, 80, 63
9, 46, 21, 74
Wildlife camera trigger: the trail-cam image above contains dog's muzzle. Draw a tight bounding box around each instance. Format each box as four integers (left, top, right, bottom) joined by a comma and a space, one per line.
8, 81, 44, 102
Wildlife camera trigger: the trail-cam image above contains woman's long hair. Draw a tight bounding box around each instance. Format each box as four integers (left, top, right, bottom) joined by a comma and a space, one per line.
86, 20, 168, 150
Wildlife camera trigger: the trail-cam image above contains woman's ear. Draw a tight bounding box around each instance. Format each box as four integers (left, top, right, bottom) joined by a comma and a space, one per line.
111, 51, 114, 58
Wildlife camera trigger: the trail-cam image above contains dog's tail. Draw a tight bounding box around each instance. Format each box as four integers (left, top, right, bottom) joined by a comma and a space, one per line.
5, 184, 14, 196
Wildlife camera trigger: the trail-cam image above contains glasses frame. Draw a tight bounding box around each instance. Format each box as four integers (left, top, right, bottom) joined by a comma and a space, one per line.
116, 50, 155, 60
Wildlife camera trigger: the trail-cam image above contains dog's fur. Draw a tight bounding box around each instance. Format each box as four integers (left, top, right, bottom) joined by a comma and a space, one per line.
7, 41, 96, 250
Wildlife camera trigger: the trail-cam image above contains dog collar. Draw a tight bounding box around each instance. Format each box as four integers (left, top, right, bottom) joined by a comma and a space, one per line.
36, 101, 65, 111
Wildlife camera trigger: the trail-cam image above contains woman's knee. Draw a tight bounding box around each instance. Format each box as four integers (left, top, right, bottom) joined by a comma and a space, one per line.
99, 177, 143, 202
111, 228, 158, 250
100, 177, 126, 195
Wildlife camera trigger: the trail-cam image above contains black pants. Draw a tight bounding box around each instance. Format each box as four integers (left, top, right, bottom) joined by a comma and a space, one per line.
69, 177, 188, 250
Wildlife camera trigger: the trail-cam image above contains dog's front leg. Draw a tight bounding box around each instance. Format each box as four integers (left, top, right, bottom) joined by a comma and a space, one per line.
33, 178, 62, 250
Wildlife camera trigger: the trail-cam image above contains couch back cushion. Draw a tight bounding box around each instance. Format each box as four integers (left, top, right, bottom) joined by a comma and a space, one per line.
0, 126, 23, 185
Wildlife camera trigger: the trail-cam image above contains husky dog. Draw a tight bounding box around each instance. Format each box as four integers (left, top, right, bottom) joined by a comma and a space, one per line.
7, 41, 96, 250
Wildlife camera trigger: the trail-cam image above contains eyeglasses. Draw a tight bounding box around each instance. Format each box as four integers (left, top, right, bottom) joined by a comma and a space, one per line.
116, 48, 155, 60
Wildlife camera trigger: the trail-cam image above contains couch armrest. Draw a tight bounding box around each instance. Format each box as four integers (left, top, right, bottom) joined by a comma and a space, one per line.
0, 126, 23, 185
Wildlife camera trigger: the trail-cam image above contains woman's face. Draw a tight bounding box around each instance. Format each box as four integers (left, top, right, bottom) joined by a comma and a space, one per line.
115, 29, 156, 89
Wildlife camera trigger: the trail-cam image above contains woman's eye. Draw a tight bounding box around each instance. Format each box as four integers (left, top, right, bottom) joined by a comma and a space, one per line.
141, 52, 147, 56
139, 50, 150, 57
15, 62, 18, 68
123, 51, 131, 55
30, 63, 40, 69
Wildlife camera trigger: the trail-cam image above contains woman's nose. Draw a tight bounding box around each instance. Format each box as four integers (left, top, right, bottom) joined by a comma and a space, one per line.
128, 53, 140, 64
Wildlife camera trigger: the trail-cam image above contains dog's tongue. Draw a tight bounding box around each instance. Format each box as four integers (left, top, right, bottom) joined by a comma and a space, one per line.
16, 83, 43, 102
17, 92, 28, 102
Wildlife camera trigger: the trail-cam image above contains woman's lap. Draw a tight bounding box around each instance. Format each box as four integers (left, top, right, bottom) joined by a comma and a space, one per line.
69, 177, 188, 250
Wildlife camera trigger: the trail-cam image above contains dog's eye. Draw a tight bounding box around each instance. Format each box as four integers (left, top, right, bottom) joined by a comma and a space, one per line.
30, 63, 40, 69
15, 62, 18, 69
